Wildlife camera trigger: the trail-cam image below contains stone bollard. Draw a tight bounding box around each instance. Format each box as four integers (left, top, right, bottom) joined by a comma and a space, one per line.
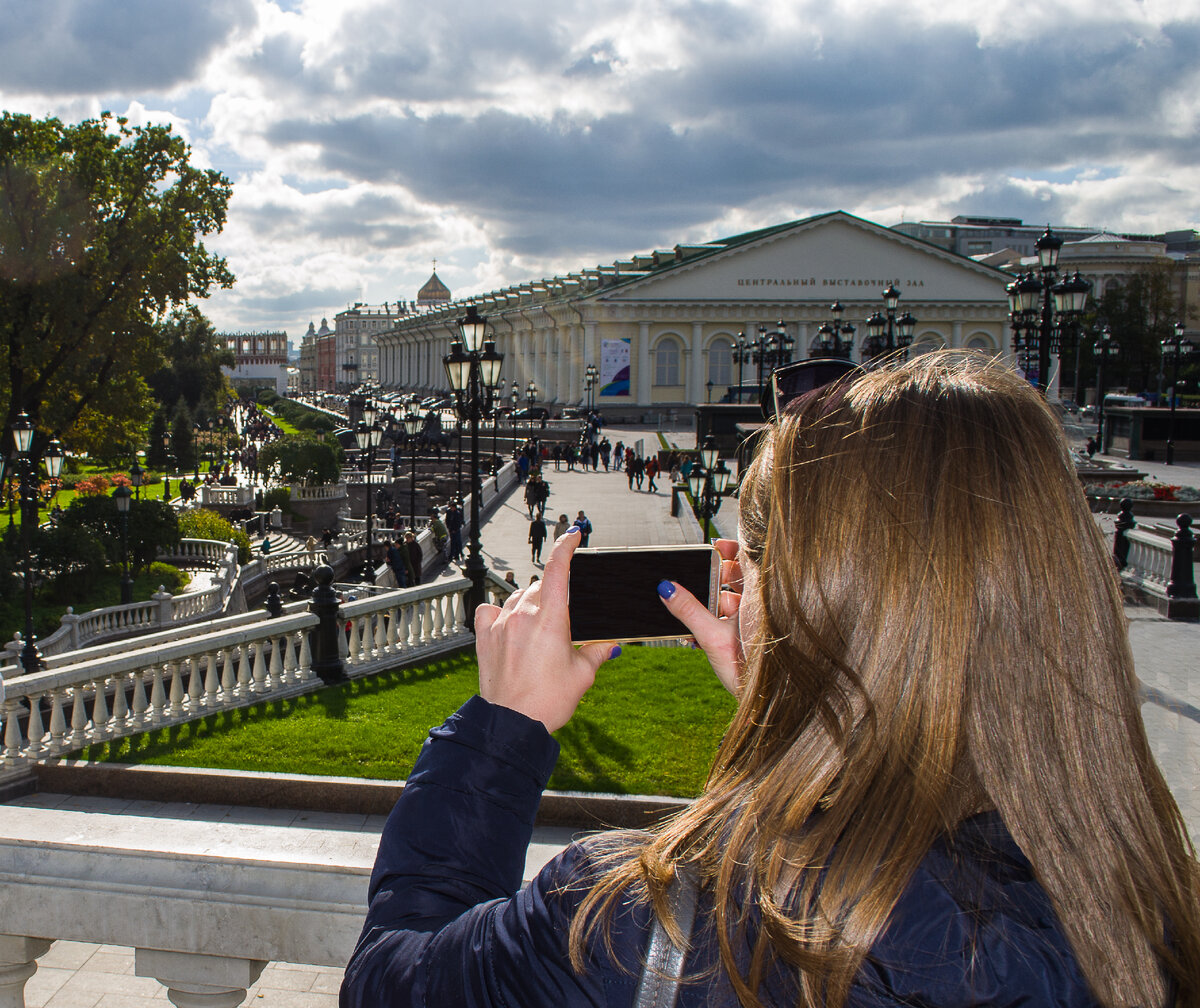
1167, 513, 1197, 602
308, 565, 347, 685
1113, 498, 1135, 570
263, 582, 283, 618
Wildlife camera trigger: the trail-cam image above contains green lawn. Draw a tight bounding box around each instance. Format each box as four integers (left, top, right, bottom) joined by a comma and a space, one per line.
79, 646, 736, 797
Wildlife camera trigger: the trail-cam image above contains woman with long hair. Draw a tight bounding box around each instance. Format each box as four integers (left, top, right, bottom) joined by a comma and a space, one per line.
343, 351, 1199, 1007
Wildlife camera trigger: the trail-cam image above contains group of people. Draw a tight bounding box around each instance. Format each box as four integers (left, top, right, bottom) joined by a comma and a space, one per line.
530, 509, 592, 564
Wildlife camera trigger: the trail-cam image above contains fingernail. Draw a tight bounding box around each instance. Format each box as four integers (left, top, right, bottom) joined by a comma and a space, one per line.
609, 645, 622, 660
657, 580, 675, 599
567, 526, 581, 535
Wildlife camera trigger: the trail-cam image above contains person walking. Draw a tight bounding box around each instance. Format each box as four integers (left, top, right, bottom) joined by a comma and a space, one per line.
572, 509, 593, 546
386, 539, 409, 588
524, 474, 543, 519
344, 353, 1200, 1008
445, 502, 464, 562
529, 515, 547, 564
553, 513, 570, 539
645, 455, 659, 492
404, 530, 422, 586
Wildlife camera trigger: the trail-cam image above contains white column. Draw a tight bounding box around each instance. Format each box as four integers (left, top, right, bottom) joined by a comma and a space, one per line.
541, 330, 556, 402
0, 936, 51, 1008
637, 322, 652, 404
557, 326, 573, 405
687, 322, 705, 403
136, 950, 266, 1008
951, 320, 963, 350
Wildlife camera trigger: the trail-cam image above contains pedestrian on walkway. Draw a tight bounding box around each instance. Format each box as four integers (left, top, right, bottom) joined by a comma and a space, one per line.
646, 455, 659, 492
553, 513, 570, 539
387, 539, 409, 588
572, 510, 593, 546
552, 443, 563, 470
613, 441, 624, 471
404, 530, 423, 586
599, 438, 611, 471
529, 516, 547, 564
525, 474, 544, 519
446, 502, 464, 562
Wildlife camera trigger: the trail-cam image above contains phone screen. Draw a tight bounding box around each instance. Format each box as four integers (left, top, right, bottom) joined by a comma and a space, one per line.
568, 546, 718, 643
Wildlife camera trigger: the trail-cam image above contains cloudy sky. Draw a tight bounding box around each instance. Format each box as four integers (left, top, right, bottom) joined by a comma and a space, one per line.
2, 0, 1199, 337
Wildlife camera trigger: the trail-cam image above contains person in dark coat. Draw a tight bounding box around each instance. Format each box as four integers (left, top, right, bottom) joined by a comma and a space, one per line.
528, 516, 547, 564
445, 503, 464, 562
343, 355, 1200, 1008
403, 530, 422, 586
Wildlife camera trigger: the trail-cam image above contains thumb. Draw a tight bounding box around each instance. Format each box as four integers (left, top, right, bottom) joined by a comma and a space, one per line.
577, 640, 622, 671
657, 580, 721, 643
473, 603, 501, 637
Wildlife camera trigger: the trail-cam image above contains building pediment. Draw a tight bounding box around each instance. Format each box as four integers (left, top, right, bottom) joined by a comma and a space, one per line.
596, 212, 1011, 306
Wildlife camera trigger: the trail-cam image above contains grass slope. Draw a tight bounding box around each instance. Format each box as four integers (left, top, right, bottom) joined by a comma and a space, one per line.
81, 646, 735, 798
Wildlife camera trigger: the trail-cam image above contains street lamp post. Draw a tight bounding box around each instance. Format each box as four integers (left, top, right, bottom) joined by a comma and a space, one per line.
811, 302, 856, 360
526, 380, 538, 440
752, 322, 796, 383
8, 415, 65, 673
114, 484, 133, 605
1094, 325, 1121, 451
1161, 322, 1195, 465
404, 402, 422, 528
130, 459, 143, 500
1006, 227, 1091, 393
733, 332, 749, 395
355, 398, 382, 570
584, 364, 598, 411
862, 284, 918, 364
686, 437, 730, 542
444, 307, 505, 629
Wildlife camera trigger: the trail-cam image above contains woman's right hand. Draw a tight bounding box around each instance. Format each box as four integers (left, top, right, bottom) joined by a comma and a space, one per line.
657, 538, 745, 694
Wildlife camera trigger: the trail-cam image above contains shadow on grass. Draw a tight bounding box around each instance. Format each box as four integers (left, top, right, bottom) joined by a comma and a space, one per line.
552, 716, 636, 793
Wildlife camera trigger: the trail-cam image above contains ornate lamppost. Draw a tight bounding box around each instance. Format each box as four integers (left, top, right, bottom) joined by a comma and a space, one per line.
443, 307, 505, 629
1006, 227, 1091, 393
686, 437, 730, 541
1093, 324, 1121, 451
114, 483, 133, 604
7, 415, 65, 673
404, 401, 422, 528
862, 285, 918, 364
584, 364, 598, 411
525, 380, 538, 439
355, 398, 382, 570
811, 302, 855, 360
130, 459, 143, 500
1161, 322, 1195, 465
733, 332, 750, 395
750, 322, 795, 384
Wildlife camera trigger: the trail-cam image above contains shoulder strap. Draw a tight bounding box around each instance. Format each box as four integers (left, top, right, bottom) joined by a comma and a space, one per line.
633, 866, 699, 1008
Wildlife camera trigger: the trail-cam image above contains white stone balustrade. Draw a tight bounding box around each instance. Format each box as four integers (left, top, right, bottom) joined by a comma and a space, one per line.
289, 483, 347, 503
196, 484, 256, 508
0, 577, 474, 785
1122, 526, 1174, 595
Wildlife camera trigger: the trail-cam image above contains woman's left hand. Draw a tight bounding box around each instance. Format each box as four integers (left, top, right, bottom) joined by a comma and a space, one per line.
473, 528, 617, 732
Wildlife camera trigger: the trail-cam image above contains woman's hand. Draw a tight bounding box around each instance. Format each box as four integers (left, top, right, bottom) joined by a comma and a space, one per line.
657, 538, 745, 694
473, 528, 617, 732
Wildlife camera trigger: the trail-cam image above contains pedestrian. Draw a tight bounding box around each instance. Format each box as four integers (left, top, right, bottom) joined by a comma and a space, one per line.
626, 455, 636, 490
504, 571, 518, 587
599, 438, 611, 471
321, 526, 334, 549
524, 474, 543, 519
387, 539, 409, 588
445, 502, 464, 561
429, 507, 449, 560
343, 352, 1200, 1008
579, 441, 592, 470
632, 455, 645, 490
305, 534, 317, 554
535, 476, 549, 519
529, 515, 547, 564
552, 443, 563, 471
646, 455, 659, 492
613, 441, 624, 471
572, 509, 592, 546
565, 443, 577, 471
553, 513, 570, 539
404, 530, 423, 586
162, 476, 171, 499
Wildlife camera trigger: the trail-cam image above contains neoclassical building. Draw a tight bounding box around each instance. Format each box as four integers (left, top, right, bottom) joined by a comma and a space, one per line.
374, 212, 1014, 410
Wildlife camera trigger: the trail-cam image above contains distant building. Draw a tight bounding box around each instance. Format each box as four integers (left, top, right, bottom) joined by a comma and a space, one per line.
334, 302, 413, 390
893, 215, 1105, 259
220, 330, 289, 396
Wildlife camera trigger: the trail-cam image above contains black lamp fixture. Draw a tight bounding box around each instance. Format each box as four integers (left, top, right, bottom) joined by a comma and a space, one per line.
862, 284, 917, 363
355, 397, 383, 569
525, 379, 538, 437
130, 459, 144, 500
114, 483, 134, 604
1093, 324, 1121, 450
1007, 227, 1091, 394
403, 400, 423, 527
1161, 322, 1195, 465
443, 305, 504, 628
811, 302, 855, 360
584, 364, 599, 411
751, 322, 796, 383
687, 436, 730, 542
8, 415, 66, 673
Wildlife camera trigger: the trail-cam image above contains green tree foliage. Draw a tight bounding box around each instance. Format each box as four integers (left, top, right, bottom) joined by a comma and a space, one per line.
0, 111, 234, 456
170, 398, 196, 473
258, 434, 342, 485
58, 496, 179, 575
146, 410, 169, 470
1085, 265, 1181, 394
36, 522, 108, 595
177, 507, 251, 564
147, 306, 234, 418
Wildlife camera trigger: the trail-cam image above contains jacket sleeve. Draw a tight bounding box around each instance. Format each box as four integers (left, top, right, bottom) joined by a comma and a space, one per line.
340, 695, 616, 1008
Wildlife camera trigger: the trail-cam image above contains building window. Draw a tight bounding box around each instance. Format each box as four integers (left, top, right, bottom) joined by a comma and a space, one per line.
654, 336, 681, 386
708, 339, 733, 385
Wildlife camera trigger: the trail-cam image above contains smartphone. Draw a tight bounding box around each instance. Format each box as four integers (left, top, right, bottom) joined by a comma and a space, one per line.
568, 545, 720, 644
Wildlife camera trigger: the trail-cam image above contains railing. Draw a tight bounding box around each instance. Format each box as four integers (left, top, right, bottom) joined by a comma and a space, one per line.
1114, 506, 1198, 620
289, 483, 347, 502
196, 484, 256, 508
0, 577, 475, 785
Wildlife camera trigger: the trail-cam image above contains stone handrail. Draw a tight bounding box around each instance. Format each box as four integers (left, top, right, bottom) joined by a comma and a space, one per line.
289, 483, 347, 503
1124, 527, 1173, 595
196, 484, 256, 508
0, 577, 475, 784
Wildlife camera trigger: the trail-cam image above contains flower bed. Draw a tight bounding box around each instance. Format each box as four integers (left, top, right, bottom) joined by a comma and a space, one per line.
1084, 481, 1200, 502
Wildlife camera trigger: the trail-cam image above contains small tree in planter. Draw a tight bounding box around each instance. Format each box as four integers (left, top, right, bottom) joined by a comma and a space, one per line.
257, 434, 342, 486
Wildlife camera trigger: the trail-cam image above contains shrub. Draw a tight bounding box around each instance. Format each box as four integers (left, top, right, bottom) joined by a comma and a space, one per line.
177, 508, 252, 564
145, 561, 189, 593
263, 487, 292, 512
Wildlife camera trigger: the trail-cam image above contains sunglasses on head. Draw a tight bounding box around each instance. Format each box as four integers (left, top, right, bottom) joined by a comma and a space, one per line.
762, 358, 862, 420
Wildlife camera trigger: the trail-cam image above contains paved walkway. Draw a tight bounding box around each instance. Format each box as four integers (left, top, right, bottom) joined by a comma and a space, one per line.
13, 424, 1199, 1005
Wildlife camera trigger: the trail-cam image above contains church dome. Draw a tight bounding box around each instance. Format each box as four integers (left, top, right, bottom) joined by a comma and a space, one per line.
417, 270, 451, 306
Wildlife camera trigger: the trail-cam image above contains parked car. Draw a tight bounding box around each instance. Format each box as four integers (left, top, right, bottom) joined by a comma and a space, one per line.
509, 406, 550, 422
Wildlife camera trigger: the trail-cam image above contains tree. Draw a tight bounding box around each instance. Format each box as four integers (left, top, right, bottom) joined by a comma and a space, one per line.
58, 495, 179, 575
147, 306, 234, 417
1085, 265, 1181, 396
258, 434, 342, 485
0, 112, 234, 456
170, 399, 196, 473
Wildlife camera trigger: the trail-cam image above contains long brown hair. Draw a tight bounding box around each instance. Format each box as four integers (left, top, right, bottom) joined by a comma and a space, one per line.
570, 351, 1199, 1006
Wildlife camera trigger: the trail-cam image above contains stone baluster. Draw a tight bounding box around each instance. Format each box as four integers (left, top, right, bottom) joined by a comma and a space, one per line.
67, 687, 89, 749
134, 950, 266, 1008
187, 656, 204, 711
23, 699, 44, 760
2, 700, 26, 764
372, 613, 387, 654
111, 673, 130, 733
131, 671, 149, 728
236, 644, 254, 697
251, 641, 268, 694
346, 618, 362, 663
386, 605, 400, 650
268, 638, 284, 689
91, 678, 111, 740
149, 666, 167, 726
167, 662, 185, 718
204, 653, 220, 706
0, 936, 51, 1008
220, 649, 237, 702
47, 690, 67, 754
281, 632, 298, 685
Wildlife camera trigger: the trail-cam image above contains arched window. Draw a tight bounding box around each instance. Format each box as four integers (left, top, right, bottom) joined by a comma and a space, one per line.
654, 336, 682, 386
708, 339, 733, 386
966, 335, 996, 353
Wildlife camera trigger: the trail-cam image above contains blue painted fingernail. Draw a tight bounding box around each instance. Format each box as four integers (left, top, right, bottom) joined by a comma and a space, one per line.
657, 580, 675, 599
567, 525, 581, 535
609, 645, 622, 660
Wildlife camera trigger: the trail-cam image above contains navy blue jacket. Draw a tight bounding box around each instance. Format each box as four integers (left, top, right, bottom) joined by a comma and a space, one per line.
341, 696, 1099, 1007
